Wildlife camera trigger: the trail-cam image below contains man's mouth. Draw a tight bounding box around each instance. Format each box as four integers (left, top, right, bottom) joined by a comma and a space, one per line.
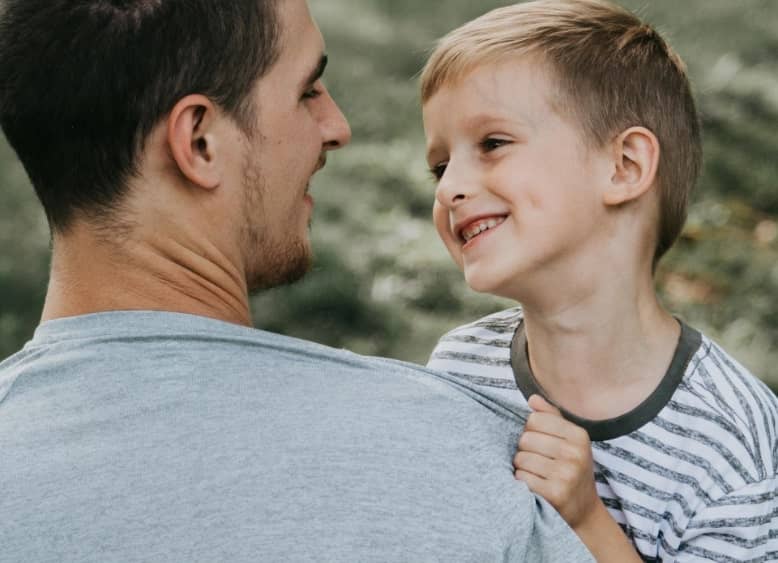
459, 216, 507, 243
304, 155, 327, 200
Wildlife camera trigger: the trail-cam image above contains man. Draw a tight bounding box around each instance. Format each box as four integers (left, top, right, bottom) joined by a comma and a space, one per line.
0, 1, 593, 561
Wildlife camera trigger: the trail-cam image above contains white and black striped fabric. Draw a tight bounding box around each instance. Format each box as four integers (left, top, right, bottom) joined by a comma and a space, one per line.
428, 307, 778, 562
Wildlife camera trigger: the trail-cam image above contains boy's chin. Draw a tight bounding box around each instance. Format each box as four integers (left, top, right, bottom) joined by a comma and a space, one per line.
463, 265, 523, 301
464, 271, 506, 297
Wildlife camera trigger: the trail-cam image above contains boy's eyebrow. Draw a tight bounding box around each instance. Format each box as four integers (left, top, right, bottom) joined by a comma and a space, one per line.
301, 53, 328, 89
424, 113, 531, 162
462, 113, 530, 131
425, 140, 446, 165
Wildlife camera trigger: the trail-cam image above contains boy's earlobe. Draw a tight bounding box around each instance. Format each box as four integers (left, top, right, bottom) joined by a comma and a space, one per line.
604, 127, 660, 207
167, 94, 224, 190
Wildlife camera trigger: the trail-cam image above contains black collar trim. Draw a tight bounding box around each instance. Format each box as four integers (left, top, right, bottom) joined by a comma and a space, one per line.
510, 320, 702, 442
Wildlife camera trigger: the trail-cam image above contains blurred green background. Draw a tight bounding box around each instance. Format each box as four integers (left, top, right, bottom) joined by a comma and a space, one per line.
1, 0, 776, 393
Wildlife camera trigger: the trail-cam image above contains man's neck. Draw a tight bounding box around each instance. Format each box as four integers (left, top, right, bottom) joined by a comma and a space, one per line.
42, 223, 252, 327
518, 259, 680, 421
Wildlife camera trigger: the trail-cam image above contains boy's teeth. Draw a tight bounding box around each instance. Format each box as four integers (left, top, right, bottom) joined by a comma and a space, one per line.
462, 217, 505, 242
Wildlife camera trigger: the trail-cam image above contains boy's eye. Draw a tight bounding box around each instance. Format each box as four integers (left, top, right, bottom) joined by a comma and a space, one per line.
480, 138, 509, 152
429, 162, 448, 182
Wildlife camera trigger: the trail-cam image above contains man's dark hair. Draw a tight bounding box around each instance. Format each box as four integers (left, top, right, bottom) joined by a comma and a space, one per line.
0, 0, 280, 232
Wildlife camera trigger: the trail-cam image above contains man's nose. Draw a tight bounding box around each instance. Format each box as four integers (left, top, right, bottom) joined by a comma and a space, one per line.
321, 92, 352, 151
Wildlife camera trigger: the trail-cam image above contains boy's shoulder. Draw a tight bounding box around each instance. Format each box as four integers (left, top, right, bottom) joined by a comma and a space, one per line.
670, 327, 778, 481
683, 329, 778, 420
427, 306, 524, 390
438, 306, 525, 341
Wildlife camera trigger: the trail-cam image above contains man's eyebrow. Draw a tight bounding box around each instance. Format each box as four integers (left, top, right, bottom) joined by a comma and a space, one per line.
302, 53, 328, 88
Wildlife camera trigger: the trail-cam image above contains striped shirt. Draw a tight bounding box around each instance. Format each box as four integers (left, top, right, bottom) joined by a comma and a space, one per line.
428, 307, 778, 562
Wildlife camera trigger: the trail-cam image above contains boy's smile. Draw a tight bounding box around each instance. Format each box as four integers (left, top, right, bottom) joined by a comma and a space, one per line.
458, 215, 507, 244
423, 58, 613, 301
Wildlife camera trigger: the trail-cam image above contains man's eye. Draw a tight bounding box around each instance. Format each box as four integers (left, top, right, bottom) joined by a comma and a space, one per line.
481, 138, 509, 151
302, 87, 322, 100
429, 162, 448, 181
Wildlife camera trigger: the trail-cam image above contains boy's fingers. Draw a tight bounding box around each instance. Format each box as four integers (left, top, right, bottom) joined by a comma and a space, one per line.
513, 450, 554, 478
514, 469, 546, 493
527, 394, 561, 415
525, 412, 586, 442
518, 429, 567, 458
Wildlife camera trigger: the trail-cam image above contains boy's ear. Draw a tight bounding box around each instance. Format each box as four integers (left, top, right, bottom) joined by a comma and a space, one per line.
604, 126, 660, 207
166, 94, 225, 190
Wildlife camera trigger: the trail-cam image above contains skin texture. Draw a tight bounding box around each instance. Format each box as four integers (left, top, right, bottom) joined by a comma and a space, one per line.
41, 0, 351, 326
423, 59, 678, 561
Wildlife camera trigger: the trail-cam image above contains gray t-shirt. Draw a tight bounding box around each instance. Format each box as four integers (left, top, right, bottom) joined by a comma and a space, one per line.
0, 311, 591, 562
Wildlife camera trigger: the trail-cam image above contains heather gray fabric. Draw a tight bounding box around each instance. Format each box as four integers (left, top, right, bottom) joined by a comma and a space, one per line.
0, 311, 592, 562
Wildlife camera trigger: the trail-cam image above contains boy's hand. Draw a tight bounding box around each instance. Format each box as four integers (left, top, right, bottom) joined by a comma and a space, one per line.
514, 394, 601, 529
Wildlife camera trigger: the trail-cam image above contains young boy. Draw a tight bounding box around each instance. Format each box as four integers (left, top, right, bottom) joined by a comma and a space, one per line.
421, 0, 778, 561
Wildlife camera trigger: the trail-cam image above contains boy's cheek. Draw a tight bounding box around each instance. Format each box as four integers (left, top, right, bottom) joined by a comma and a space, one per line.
432, 204, 464, 269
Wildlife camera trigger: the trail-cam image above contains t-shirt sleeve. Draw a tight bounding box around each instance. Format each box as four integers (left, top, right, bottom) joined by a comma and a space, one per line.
514, 495, 596, 562
672, 477, 778, 561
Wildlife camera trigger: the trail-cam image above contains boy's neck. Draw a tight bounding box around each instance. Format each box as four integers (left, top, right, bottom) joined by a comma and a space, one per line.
520, 272, 680, 422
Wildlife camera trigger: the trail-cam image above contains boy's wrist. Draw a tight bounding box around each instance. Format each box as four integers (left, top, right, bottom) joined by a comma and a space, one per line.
572, 499, 642, 563
571, 496, 609, 537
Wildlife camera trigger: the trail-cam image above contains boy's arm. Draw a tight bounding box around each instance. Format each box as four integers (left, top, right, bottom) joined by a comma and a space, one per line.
514, 395, 643, 562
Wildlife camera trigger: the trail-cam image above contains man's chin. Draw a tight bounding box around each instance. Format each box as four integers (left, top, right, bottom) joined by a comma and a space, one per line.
247, 245, 312, 295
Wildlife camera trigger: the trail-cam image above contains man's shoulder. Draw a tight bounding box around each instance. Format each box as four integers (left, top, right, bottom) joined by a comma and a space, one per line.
0, 313, 594, 563
0, 311, 457, 406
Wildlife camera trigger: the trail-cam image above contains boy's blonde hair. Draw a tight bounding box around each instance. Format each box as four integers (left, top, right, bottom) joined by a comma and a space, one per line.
421, 0, 702, 266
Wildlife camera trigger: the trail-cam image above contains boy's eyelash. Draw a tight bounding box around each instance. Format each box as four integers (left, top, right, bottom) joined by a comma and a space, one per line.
428, 138, 507, 182
480, 138, 509, 151
429, 163, 448, 182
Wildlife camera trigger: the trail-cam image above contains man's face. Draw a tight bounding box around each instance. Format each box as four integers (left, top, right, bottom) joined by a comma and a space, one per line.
238, 0, 351, 292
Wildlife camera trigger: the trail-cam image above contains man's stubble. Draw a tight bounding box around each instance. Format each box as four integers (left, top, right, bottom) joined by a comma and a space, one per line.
241, 151, 312, 294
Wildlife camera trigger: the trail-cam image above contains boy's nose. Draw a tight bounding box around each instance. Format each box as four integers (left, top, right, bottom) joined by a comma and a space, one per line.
435, 167, 473, 208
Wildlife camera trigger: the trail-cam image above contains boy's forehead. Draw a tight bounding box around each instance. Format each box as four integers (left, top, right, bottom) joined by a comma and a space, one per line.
424, 59, 553, 128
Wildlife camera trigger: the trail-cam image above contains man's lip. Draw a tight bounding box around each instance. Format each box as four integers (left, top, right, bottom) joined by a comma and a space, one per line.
453, 213, 509, 243
304, 155, 326, 201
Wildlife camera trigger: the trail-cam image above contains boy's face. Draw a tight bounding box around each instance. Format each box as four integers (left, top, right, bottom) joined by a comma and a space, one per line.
423, 59, 613, 300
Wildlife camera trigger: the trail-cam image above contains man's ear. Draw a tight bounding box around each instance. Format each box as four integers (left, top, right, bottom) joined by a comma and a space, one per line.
167, 94, 225, 190
603, 126, 660, 207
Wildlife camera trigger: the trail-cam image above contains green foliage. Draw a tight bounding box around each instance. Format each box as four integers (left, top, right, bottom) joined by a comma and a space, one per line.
0, 137, 50, 359
1, 0, 776, 394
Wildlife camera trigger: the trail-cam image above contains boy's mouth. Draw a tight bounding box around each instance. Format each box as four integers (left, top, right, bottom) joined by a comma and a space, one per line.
458, 215, 507, 243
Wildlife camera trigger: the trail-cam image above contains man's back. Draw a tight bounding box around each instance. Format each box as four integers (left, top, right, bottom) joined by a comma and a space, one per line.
0, 311, 590, 562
